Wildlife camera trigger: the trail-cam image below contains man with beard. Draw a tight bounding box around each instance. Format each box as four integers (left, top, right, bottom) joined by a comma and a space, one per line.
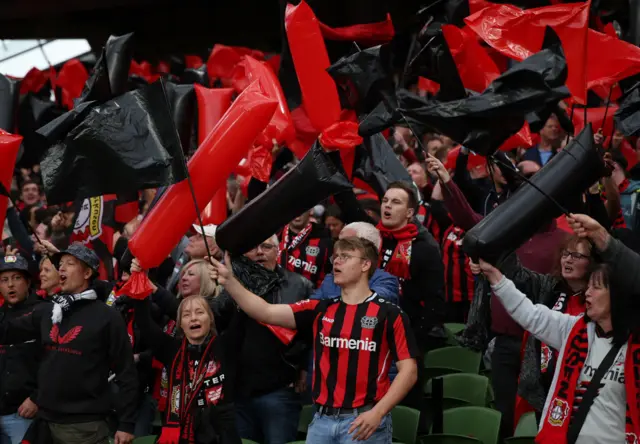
0, 243, 138, 444
212, 234, 312, 444
0, 255, 41, 443
279, 210, 333, 289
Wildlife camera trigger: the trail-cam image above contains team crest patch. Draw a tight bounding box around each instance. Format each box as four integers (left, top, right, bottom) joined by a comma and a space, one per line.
3, 255, 16, 263
548, 398, 569, 427
306, 246, 320, 257
627, 432, 638, 444
170, 387, 181, 414
361, 316, 378, 329
540, 345, 552, 372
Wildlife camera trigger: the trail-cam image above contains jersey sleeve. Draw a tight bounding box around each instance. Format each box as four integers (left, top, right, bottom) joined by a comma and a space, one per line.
289, 299, 323, 332
386, 306, 420, 362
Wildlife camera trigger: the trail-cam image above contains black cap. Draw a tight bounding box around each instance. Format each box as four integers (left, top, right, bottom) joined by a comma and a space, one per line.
0, 255, 30, 275
52, 242, 100, 273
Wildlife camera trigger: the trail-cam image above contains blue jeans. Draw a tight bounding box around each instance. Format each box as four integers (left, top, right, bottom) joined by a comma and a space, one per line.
306, 411, 392, 444
0, 413, 32, 444
236, 387, 301, 444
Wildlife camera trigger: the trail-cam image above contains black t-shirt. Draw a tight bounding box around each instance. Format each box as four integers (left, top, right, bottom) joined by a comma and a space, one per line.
290, 293, 419, 408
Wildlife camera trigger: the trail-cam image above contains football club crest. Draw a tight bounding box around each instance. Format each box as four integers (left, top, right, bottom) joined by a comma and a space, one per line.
548, 398, 569, 427
3, 256, 16, 263
361, 316, 378, 329
73, 196, 104, 244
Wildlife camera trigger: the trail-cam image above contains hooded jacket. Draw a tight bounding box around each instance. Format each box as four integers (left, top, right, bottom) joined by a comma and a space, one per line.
0, 294, 42, 415
0, 285, 138, 433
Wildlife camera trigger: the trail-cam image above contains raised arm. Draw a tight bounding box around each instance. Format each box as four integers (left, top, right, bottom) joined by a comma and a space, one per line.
569, 213, 640, 295
212, 254, 297, 329
426, 156, 483, 231
479, 260, 577, 350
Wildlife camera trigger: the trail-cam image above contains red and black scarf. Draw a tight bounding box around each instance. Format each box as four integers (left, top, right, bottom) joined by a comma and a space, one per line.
376, 222, 418, 281
536, 317, 640, 443
159, 337, 224, 444
154, 320, 177, 413
539, 291, 585, 375
279, 223, 313, 253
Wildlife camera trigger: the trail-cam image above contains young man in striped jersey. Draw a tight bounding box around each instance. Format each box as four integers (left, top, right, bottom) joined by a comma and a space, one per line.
212, 237, 418, 444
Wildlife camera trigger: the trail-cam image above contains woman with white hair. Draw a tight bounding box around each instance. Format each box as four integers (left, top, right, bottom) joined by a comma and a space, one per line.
311, 222, 400, 303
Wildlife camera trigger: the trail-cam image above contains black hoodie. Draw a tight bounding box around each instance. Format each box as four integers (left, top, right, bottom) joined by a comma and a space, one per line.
0, 285, 138, 433
0, 294, 43, 415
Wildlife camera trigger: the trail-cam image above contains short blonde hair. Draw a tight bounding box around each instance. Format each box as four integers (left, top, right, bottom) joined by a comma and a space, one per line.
178, 259, 219, 298
176, 295, 217, 337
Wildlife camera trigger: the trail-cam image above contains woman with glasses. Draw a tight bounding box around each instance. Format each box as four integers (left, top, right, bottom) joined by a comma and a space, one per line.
492, 235, 595, 424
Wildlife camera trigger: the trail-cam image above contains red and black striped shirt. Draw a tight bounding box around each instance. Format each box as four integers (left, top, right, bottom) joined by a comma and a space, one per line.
278, 223, 333, 289
442, 226, 474, 303
290, 294, 418, 409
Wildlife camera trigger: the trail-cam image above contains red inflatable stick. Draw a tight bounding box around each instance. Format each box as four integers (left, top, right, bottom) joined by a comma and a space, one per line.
195, 85, 234, 226
285, 1, 341, 132
195, 86, 234, 139
0, 131, 22, 233
232, 56, 296, 147
129, 82, 277, 269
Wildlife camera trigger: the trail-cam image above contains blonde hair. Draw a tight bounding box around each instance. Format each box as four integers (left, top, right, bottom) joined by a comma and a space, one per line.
178, 259, 219, 299
176, 295, 217, 337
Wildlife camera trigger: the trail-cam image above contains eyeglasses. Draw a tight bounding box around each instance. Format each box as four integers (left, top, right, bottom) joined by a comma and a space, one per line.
562, 250, 590, 261
330, 253, 367, 264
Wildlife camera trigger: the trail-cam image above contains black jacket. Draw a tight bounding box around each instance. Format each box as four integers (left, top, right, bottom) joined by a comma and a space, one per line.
212, 266, 313, 398
0, 295, 42, 415
134, 299, 242, 444
404, 225, 447, 342
0, 289, 139, 434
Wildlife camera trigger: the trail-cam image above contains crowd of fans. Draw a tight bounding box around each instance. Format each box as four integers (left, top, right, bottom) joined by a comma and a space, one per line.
1, 109, 640, 444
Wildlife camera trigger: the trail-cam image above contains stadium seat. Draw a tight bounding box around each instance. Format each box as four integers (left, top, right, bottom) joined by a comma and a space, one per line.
391, 405, 420, 444
424, 374, 491, 409
428, 406, 501, 444
444, 323, 466, 346
423, 347, 482, 381
504, 411, 537, 443
133, 437, 158, 444
242, 440, 260, 444
298, 404, 315, 434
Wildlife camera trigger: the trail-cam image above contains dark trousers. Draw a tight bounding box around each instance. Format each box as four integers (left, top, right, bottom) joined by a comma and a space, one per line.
48, 421, 109, 444
490, 334, 522, 440
236, 387, 301, 444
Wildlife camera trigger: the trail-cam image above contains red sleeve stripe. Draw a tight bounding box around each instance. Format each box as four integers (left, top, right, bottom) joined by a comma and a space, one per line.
392, 315, 412, 361
290, 299, 320, 313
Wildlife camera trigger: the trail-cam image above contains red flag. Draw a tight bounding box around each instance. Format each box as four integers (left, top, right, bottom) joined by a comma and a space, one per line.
465, 3, 590, 103
442, 24, 500, 93
585, 29, 640, 91
572, 105, 618, 135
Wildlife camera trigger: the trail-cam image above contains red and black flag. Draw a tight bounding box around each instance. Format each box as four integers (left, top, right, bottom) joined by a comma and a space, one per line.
70, 192, 140, 281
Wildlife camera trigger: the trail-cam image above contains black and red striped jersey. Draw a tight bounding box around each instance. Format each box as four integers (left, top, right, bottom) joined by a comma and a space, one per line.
290, 294, 419, 409
278, 223, 333, 288
441, 225, 474, 304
